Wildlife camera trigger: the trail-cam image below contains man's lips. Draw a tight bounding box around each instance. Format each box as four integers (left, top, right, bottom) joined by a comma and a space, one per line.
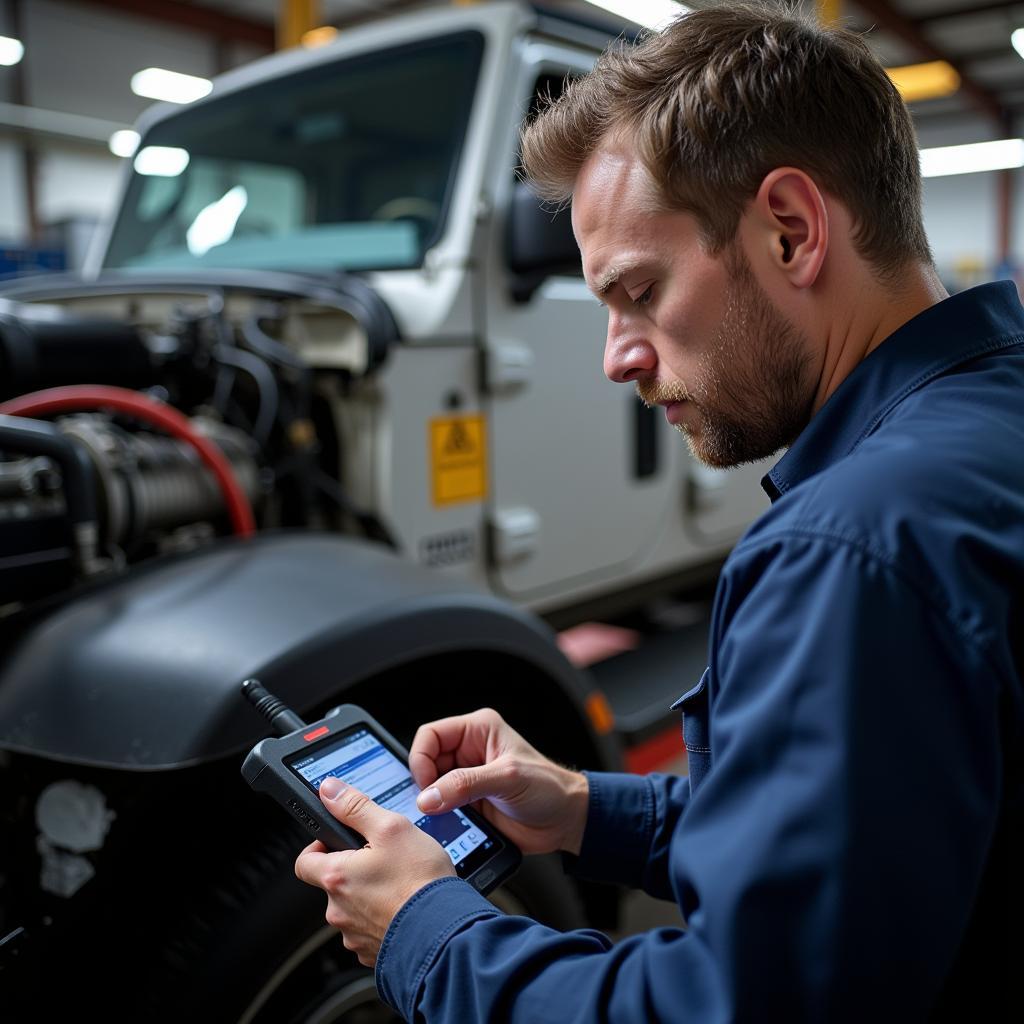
639, 389, 691, 426
660, 400, 688, 425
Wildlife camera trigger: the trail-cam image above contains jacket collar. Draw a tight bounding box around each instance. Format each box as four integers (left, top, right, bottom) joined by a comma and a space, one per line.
762, 281, 1024, 501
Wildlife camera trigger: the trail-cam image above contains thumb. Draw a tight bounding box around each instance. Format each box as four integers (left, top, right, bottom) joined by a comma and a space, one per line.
416, 761, 518, 815
318, 776, 395, 841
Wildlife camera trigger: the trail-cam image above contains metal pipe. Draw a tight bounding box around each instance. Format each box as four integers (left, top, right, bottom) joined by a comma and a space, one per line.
0, 101, 128, 146
277, 0, 320, 50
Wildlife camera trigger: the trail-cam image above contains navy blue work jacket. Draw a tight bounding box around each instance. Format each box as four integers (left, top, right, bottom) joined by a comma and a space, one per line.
376, 282, 1023, 1021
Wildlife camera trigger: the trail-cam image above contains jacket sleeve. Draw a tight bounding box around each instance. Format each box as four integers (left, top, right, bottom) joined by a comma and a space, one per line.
376, 532, 1005, 1023
563, 769, 693, 901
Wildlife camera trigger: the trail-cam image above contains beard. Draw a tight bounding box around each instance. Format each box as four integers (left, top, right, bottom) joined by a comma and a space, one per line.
636, 246, 815, 468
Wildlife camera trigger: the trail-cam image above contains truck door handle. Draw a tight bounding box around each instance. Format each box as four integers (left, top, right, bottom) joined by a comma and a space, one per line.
633, 399, 659, 479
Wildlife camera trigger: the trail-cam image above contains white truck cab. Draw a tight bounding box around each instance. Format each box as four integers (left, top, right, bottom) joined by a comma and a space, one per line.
17, 2, 770, 620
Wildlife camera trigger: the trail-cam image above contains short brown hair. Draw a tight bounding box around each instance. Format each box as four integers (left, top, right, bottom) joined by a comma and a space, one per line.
521, 1, 932, 280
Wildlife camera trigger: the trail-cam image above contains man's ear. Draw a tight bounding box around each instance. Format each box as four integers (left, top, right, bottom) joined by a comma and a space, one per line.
752, 168, 828, 289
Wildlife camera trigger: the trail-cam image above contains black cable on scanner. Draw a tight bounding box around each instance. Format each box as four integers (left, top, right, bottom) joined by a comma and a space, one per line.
241, 677, 307, 735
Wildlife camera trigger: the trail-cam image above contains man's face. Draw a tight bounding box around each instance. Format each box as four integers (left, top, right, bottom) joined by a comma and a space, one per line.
572, 147, 815, 468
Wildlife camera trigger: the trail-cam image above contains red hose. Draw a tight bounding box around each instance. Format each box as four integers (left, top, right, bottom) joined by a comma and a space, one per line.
0, 385, 256, 537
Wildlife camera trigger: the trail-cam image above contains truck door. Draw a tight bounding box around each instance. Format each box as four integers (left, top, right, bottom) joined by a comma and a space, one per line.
482, 51, 679, 604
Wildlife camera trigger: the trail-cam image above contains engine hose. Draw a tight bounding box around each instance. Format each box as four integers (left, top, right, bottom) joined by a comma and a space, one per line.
0, 385, 256, 537
213, 345, 279, 447
241, 315, 312, 420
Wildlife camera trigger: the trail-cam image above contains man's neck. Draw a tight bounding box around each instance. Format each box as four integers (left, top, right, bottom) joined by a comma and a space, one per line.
812, 263, 949, 414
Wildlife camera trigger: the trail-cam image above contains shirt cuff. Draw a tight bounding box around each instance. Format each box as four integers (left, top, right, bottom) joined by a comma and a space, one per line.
375, 875, 499, 1019
563, 771, 656, 888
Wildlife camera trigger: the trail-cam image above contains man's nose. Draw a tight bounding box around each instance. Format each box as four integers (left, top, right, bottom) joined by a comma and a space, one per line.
603, 315, 657, 383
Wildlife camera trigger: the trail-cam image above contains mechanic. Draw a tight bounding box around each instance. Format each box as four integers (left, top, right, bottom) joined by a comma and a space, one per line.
294, 3, 1020, 1019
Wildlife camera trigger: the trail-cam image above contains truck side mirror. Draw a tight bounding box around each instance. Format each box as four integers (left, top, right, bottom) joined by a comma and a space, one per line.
506, 182, 581, 303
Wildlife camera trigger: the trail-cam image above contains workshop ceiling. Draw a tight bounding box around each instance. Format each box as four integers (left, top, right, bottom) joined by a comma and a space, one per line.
85, 0, 1024, 133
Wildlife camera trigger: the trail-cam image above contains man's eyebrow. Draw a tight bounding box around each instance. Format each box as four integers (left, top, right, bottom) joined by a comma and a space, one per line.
591, 259, 644, 297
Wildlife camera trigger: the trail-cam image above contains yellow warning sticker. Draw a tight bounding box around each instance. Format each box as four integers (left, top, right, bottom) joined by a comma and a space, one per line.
430, 414, 487, 506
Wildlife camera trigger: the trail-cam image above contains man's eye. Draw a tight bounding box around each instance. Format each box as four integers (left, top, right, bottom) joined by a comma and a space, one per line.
634, 285, 654, 307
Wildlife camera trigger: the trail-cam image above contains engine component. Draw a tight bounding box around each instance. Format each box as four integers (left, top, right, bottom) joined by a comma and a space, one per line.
60, 414, 260, 545
0, 411, 259, 607
0, 386, 257, 537
0, 453, 75, 605
35, 780, 117, 898
0, 415, 101, 605
0, 310, 154, 401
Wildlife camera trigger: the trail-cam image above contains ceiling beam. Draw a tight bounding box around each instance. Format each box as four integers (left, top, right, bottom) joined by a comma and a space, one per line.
911, 1, 1024, 27
853, 0, 1008, 126
66, 0, 275, 50
955, 44, 1020, 65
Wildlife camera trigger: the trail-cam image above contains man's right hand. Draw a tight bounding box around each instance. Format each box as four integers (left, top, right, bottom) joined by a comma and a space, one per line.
409, 708, 590, 856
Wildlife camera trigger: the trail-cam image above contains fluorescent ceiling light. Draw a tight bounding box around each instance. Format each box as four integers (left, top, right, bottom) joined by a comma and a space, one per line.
187, 186, 248, 256
584, 0, 690, 32
0, 35, 24, 66
1012, 28, 1024, 61
919, 138, 1024, 178
133, 145, 190, 177
131, 67, 212, 104
108, 129, 139, 158
886, 61, 959, 103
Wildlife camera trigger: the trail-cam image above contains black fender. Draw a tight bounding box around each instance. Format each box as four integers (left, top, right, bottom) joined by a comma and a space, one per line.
0, 531, 620, 773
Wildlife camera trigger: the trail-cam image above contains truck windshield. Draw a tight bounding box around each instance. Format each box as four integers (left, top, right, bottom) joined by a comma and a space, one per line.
103, 31, 484, 274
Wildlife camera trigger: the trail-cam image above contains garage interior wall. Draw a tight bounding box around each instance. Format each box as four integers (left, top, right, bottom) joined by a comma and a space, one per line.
0, 0, 264, 250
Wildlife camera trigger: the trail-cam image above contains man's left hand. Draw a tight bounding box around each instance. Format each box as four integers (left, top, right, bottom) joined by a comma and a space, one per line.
294, 776, 455, 967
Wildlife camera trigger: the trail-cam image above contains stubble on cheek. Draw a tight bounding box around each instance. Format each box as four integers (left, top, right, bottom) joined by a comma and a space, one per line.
632, 293, 740, 445
634, 258, 814, 468
695, 271, 814, 468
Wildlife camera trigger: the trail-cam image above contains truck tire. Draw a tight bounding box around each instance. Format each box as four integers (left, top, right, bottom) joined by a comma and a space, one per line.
138, 822, 586, 1024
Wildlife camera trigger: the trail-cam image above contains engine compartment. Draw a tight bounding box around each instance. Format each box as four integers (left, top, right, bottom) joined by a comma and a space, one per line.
0, 273, 399, 614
